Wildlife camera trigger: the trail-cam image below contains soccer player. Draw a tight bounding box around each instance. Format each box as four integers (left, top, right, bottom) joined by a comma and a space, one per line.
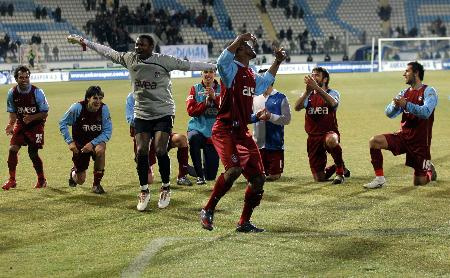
294, 67, 350, 184
364, 61, 438, 189
2, 65, 49, 190
59, 86, 112, 194
67, 34, 215, 211
200, 33, 286, 233
126, 92, 193, 189
251, 68, 291, 181
186, 69, 221, 185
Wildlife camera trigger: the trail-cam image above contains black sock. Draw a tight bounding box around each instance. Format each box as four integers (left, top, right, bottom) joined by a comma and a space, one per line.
157, 153, 171, 184
137, 154, 149, 186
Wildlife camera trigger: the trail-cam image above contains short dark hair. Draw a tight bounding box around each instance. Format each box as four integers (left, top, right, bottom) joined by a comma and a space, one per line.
258, 68, 274, 86
408, 61, 424, 81
312, 66, 330, 87
85, 86, 104, 101
138, 34, 154, 46
14, 65, 31, 79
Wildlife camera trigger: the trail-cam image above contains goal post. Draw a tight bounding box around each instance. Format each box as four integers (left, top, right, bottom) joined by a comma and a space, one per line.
374, 37, 450, 72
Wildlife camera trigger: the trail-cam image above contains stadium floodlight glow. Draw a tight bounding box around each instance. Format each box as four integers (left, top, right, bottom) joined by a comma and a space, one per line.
374, 37, 450, 72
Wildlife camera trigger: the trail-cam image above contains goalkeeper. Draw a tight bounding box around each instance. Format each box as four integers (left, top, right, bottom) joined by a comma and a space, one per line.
68, 34, 216, 211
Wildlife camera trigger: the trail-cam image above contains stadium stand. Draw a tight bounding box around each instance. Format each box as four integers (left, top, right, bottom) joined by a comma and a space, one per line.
0, 0, 448, 64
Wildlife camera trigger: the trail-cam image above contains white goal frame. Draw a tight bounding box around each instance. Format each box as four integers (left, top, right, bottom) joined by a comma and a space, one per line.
373, 37, 450, 72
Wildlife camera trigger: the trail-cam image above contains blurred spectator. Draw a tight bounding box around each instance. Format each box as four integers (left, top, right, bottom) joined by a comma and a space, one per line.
43, 43, 50, 62
286, 26, 293, 41
310, 39, 317, 54
255, 25, 263, 39
324, 53, 331, 62
377, 3, 391, 21
279, 29, 285, 40
238, 23, 247, 34
285, 5, 291, 18
28, 48, 36, 68
271, 0, 277, 8
260, 0, 267, 13
342, 54, 349, 61
408, 26, 418, 37
35, 6, 41, 19
292, 4, 298, 18
7, 2, 13, 16
52, 45, 59, 61
0, 3, 6, 16
41, 7, 47, 19
298, 7, 304, 18
226, 17, 233, 30
55, 6, 62, 22
207, 39, 213, 56
307, 53, 313, 62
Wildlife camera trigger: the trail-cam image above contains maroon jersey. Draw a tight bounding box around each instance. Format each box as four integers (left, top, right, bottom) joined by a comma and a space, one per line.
12, 85, 45, 126
215, 65, 256, 133
400, 85, 434, 147
304, 89, 339, 136
72, 100, 104, 146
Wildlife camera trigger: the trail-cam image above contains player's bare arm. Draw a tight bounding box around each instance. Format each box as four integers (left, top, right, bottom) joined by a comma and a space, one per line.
305, 75, 337, 107
68, 141, 79, 154
81, 142, 94, 153
294, 89, 309, 111
5, 112, 17, 135
227, 33, 256, 53
268, 47, 287, 77
22, 112, 48, 125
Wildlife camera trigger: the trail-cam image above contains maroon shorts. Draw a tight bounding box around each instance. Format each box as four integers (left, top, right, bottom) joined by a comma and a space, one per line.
384, 132, 431, 176
307, 132, 339, 175
130, 126, 175, 166
72, 143, 96, 172
10, 123, 45, 149
259, 149, 284, 176
211, 125, 264, 180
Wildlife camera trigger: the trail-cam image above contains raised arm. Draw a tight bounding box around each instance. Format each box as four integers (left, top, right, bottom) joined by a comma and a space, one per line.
67, 34, 128, 67
267, 47, 287, 78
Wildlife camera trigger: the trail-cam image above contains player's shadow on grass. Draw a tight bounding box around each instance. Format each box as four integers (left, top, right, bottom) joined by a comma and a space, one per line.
324, 237, 389, 260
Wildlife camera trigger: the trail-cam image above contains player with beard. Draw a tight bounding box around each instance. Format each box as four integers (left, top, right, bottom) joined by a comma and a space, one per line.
200, 33, 286, 233
364, 61, 438, 188
2, 65, 49, 190
294, 67, 350, 184
67, 34, 215, 210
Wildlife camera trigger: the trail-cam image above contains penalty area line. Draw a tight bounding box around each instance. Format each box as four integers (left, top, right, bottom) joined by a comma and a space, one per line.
121, 236, 216, 278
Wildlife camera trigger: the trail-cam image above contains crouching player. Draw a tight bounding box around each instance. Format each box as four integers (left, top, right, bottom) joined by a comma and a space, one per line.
59, 86, 112, 194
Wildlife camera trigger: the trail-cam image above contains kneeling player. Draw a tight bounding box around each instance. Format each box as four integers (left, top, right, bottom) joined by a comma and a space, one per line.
294, 67, 350, 184
59, 86, 112, 194
364, 61, 438, 188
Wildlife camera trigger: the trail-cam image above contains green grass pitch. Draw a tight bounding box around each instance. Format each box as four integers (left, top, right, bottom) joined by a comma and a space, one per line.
0, 71, 449, 277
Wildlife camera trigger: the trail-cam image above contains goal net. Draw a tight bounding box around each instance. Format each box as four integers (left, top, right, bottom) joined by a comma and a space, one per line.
375, 37, 450, 72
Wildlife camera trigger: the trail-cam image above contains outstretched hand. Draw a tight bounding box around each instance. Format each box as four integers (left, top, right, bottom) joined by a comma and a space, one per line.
304, 75, 319, 92
273, 47, 287, 63
67, 34, 87, 50
238, 33, 257, 44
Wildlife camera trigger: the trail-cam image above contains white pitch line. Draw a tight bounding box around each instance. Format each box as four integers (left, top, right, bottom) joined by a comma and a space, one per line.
121, 236, 216, 278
